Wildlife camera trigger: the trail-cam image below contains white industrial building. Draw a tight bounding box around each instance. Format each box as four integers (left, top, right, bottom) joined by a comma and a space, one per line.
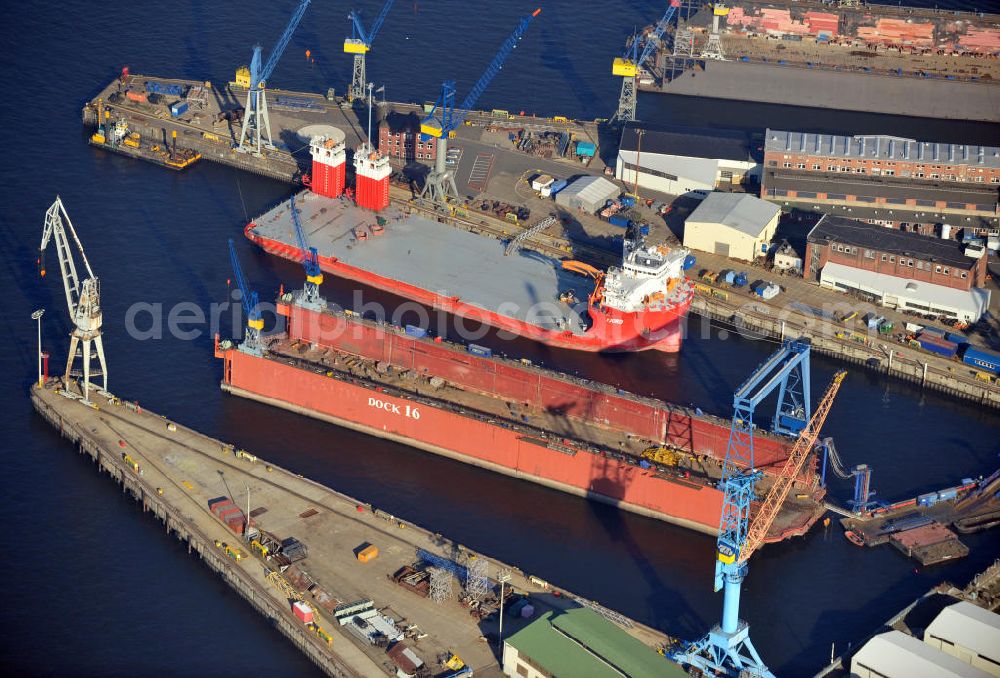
819, 262, 991, 322
925, 602, 1000, 676
554, 175, 620, 213
851, 630, 990, 678
683, 192, 780, 262
616, 123, 761, 198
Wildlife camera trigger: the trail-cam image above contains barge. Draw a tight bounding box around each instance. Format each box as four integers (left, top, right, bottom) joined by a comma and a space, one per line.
246, 134, 695, 353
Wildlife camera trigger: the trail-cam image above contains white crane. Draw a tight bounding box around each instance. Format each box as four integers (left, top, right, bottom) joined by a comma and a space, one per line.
39, 197, 107, 404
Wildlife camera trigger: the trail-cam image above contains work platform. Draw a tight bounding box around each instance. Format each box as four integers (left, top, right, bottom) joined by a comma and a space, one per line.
30, 379, 675, 676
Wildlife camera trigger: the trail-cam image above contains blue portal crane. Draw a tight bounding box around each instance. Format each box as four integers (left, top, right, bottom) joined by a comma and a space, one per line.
237, 0, 312, 155
228, 239, 264, 355
611, 0, 680, 123
289, 194, 325, 308
419, 8, 541, 203
673, 341, 847, 677
344, 0, 396, 102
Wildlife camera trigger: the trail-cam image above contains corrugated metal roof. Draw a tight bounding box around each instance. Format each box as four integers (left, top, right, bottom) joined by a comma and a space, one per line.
808, 215, 978, 269
766, 128, 1000, 169
505, 607, 685, 678
556, 175, 620, 210
686, 192, 780, 237
926, 601, 1000, 662
621, 122, 758, 162
852, 630, 990, 678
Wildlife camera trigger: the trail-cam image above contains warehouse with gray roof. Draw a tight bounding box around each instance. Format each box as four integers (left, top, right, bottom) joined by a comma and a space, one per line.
616, 123, 762, 198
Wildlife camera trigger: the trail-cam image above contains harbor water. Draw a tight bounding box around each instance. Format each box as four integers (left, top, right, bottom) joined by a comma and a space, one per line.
3, 1, 998, 675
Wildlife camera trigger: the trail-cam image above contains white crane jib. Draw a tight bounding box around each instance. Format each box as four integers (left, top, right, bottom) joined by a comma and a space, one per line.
40, 196, 107, 404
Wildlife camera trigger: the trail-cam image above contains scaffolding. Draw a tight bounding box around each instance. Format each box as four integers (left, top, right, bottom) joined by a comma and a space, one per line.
465, 556, 489, 602
428, 567, 453, 604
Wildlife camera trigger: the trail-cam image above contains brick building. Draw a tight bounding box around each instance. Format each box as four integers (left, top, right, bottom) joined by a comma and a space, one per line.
762, 129, 1000, 235
378, 110, 437, 163
805, 215, 990, 321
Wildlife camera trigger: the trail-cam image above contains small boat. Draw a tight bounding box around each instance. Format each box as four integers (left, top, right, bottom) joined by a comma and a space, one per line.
844, 530, 866, 547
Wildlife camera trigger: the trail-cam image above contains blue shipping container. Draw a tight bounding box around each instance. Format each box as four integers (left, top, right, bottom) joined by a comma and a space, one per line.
945, 332, 970, 346
608, 215, 630, 228
733, 273, 748, 287
917, 335, 958, 358
548, 179, 568, 196
962, 346, 1000, 375
468, 344, 492, 358
917, 492, 939, 506
575, 141, 596, 157
170, 101, 189, 117
404, 324, 427, 338
937, 487, 959, 501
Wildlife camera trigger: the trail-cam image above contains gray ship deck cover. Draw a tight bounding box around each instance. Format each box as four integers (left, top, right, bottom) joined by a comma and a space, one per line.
253, 190, 596, 333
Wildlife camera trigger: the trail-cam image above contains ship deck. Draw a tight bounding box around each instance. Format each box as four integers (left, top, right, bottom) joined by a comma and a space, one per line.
252, 190, 593, 334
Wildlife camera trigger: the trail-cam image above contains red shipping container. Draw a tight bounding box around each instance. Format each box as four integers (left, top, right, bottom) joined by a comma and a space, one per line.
292, 601, 314, 624
217, 506, 243, 522
210, 498, 234, 514
125, 91, 147, 103
226, 517, 246, 535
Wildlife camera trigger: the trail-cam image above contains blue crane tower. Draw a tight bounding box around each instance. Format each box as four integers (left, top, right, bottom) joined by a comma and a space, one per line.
673, 340, 847, 677
611, 0, 680, 123
237, 0, 312, 156
228, 239, 264, 356
419, 8, 542, 204
289, 193, 325, 309
344, 0, 396, 102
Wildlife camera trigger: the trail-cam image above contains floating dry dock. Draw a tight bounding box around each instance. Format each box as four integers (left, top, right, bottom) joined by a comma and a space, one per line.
30, 379, 677, 676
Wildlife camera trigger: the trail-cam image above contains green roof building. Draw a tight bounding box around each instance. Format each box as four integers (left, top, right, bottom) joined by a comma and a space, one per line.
502, 606, 686, 678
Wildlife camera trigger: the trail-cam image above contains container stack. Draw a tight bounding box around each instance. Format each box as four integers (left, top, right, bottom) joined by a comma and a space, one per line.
207, 496, 247, 535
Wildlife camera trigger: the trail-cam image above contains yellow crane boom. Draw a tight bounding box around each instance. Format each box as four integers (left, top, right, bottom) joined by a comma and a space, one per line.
740, 370, 847, 562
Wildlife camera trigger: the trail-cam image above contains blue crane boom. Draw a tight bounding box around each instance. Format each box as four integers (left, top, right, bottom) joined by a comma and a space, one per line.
636, 2, 679, 72
238, 0, 311, 154
228, 239, 263, 354
348, 0, 396, 47
257, 0, 312, 88
420, 8, 541, 140
289, 194, 324, 306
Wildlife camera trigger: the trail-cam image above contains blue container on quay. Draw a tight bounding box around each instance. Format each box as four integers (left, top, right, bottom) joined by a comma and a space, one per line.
404, 324, 427, 338
468, 344, 492, 358
170, 101, 189, 117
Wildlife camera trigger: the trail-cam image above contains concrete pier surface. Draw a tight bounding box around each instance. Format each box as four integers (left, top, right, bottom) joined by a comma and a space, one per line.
30, 380, 675, 676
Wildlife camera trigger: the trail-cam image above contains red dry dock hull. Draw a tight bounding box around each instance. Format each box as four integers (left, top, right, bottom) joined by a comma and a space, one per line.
284, 302, 799, 473
246, 224, 692, 353
220, 346, 726, 534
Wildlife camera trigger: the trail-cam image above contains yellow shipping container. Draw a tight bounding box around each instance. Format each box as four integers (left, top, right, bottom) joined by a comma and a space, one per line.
356, 544, 379, 563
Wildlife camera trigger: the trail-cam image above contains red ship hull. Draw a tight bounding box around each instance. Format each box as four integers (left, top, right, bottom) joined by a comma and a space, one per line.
221, 346, 727, 533
215, 302, 825, 539
246, 223, 691, 353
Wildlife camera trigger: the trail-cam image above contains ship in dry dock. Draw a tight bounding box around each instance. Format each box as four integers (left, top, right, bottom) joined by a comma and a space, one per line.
215, 288, 827, 540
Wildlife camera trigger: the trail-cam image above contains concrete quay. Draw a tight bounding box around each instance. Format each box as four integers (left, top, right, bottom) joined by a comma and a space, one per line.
30, 380, 675, 676
689, 293, 1000, 409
